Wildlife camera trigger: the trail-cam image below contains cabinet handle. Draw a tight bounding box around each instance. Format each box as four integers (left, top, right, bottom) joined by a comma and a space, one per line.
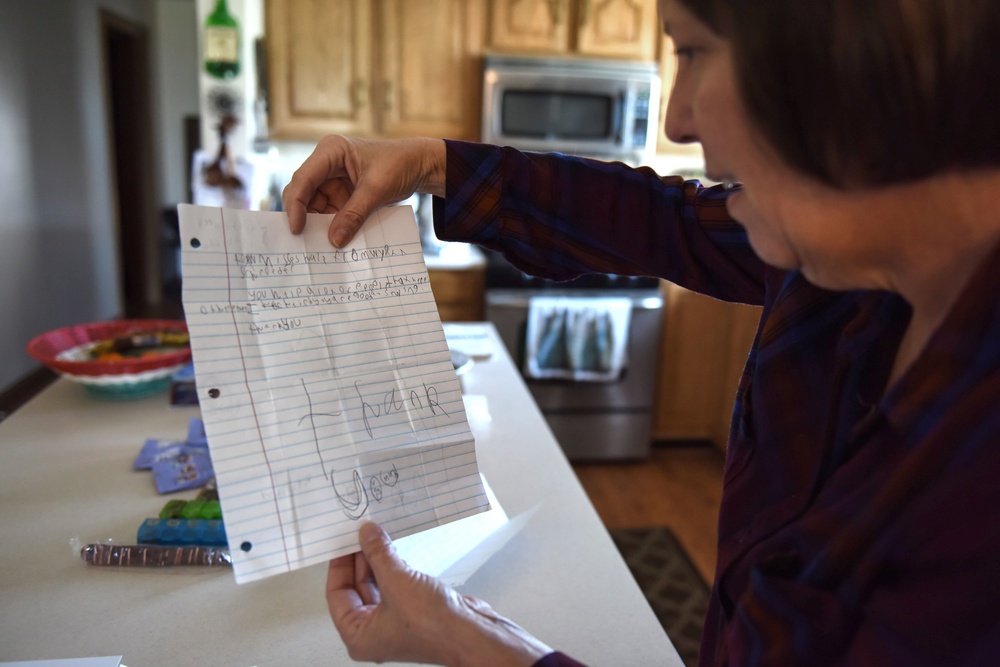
353, 80, 369, 109
383, 81, 395, 112
578, 0, 590, 27
550, 0, 565, 25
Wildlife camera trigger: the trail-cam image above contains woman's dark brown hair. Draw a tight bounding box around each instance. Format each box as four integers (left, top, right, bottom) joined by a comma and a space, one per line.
678, 0, 1000, 188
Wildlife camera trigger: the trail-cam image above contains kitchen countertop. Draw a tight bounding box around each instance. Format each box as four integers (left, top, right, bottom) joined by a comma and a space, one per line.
0, 323, 679, 665
423, 242, 486, 270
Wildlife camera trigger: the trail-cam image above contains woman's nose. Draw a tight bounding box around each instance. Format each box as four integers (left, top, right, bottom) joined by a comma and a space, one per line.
663, 83, 698, 145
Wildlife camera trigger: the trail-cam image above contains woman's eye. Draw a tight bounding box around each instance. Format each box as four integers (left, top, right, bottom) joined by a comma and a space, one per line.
674, 46, 699, 62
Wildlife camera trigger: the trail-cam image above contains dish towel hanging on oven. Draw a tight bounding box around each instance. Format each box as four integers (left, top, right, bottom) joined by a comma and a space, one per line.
524, 296, 633, 382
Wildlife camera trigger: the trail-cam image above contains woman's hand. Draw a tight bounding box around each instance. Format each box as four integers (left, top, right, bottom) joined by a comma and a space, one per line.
327, 522, 552, 666
282, 135, 446, 248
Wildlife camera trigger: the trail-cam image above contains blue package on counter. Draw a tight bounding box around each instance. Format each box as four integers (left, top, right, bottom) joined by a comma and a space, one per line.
151, 447, 215, 493
172, 361, 195, 381
170, 361, 199, 406
186, 417, 207, 447
137, 517, 227, 546
133, 438, 188, 470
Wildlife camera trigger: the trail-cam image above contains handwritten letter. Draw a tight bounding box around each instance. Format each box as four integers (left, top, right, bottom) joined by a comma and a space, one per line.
177, 204, 490, 583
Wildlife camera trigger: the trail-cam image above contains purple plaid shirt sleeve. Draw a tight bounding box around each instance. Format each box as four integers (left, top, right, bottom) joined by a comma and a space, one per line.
434, 140, 768, 305
435, 139, 1000, 666
532, 652, 588, 667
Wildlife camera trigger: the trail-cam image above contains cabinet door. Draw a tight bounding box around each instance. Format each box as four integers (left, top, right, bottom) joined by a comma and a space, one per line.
378, 0, 485, 140
489, 0, 571, 53
575, 0, 657, 60
651, 282, 761, 451
427, 267, 486, 321
266, 0, 374, 139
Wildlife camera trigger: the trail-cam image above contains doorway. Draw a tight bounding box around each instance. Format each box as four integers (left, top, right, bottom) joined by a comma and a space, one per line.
101, 11, 162, 317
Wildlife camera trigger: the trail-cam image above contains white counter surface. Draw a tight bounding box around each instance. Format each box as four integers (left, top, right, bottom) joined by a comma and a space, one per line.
0, 323, 679, 666
423, 242, 486, 270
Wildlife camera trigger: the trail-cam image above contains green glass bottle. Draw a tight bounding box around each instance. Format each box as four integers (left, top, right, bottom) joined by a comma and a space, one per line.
204, 0, 240, 80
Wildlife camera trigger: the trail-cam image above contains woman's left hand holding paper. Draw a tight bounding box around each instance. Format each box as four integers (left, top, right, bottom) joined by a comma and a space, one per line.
327, 522, 552, 666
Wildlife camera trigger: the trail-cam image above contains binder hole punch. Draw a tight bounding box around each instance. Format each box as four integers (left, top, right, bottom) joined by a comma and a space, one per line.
208, 388, 220, 399
240, 541, 253, 552
190, 238, 201, 248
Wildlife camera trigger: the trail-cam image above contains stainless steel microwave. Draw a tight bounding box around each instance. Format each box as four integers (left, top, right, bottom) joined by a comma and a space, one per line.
481, 55, 660, 164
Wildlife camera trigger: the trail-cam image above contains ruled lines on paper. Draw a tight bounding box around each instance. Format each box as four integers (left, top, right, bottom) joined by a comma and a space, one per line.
177, 204, 490, 583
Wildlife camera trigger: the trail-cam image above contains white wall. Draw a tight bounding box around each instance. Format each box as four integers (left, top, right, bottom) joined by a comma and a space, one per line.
0, 0, 161, 390
154, 0, 200, 206
0, 0, 313, 392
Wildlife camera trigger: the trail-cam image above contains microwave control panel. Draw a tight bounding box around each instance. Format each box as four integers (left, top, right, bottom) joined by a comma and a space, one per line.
632, 88, 652, 149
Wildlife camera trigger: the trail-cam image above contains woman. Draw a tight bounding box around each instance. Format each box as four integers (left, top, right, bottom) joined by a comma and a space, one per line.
283, 0, 1000, 664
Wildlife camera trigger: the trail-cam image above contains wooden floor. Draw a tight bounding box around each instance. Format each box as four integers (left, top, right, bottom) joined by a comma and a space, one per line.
572, 441, 724, 584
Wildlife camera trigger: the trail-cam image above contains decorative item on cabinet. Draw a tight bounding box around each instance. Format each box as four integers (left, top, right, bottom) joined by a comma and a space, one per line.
488, 0, 659, 61
195, 0, 275, 211
265, 0, 484, 141
204, 0, 241, 80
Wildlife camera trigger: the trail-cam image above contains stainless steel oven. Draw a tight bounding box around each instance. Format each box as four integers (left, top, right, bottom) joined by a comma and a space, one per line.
479, 56, 664, 460
485, 256, 663, 461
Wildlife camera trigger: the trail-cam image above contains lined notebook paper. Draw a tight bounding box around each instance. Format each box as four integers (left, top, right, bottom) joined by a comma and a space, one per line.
177, 204, 490, 584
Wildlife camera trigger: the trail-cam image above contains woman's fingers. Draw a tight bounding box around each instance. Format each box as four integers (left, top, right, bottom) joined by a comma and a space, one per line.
325, 524, 399, 624
284, 136, 445, 247
354, 550, 381, 607
283, 135, 355, 232
326, 555, 366, 628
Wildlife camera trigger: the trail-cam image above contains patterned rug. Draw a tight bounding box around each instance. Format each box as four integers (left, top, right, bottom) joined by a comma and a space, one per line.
610, 527, 710, 667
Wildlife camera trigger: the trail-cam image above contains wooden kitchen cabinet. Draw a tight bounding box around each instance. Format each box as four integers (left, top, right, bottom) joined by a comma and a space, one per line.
489, 0, 658, 61
652, 282, 762, 451
575, 0, 658, 59
378, 0, 485, 139
489, 0, 569, 53
266, 0, 374, 138
427, 266, 486, 322
266, 0, 484, 141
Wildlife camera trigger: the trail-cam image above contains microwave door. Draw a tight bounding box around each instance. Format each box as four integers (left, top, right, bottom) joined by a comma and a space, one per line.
493, 88, 623, 156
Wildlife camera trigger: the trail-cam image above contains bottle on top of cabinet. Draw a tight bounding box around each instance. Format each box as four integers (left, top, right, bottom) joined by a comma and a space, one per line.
204, 0, 240, 81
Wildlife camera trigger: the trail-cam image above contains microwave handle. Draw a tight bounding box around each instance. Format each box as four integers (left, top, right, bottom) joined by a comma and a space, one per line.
613, 92, 625, 142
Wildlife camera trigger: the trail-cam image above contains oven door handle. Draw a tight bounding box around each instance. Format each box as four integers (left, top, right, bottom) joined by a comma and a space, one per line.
486, 293, 663, 309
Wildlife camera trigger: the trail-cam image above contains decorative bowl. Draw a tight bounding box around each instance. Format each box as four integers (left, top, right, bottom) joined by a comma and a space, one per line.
26, 319, 191, 399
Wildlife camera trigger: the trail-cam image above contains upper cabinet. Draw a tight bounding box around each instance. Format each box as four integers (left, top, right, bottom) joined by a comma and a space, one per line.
378, 0, 485, 139
488, 0, 658, 61
576, 0, 657, 59
266, 0, 374, 139
266, 0, 484, 141
488, 0, 569, 52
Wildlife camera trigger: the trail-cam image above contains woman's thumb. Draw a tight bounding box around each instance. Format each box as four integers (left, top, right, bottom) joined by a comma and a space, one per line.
328, 186, 382, 248
358, 522, 405, 576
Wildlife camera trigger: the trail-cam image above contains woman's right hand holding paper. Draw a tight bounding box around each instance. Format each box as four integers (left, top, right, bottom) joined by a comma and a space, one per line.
282, 135, 446, 248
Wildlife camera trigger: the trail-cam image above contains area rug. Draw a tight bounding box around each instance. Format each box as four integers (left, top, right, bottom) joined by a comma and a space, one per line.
610, 527, 710, 667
